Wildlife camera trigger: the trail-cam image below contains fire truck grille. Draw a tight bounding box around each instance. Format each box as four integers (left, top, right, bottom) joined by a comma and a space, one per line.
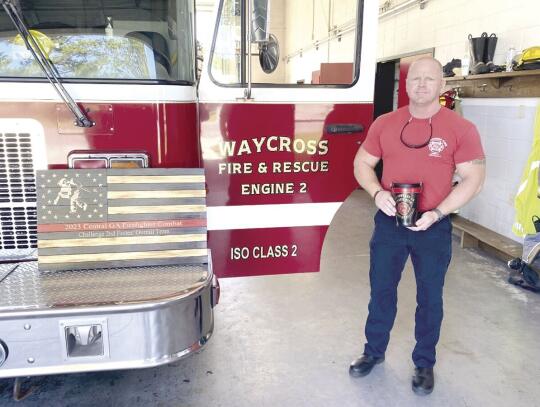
0, 207, 38, 250
0, 132, 38, 254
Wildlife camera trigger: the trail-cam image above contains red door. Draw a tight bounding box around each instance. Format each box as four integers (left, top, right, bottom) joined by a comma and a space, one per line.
198, 0, 378, 278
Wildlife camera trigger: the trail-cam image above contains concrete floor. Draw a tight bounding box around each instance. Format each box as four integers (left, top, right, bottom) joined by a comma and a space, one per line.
1, 190, 540, 406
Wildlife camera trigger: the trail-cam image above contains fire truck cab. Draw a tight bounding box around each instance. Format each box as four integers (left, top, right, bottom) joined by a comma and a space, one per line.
0, 0, 377, 379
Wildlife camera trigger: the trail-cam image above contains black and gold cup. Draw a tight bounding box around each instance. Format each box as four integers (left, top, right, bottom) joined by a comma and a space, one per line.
391, 183, 423, 227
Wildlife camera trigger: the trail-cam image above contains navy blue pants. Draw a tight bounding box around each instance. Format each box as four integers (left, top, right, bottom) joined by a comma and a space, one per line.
363, 210, 452, 368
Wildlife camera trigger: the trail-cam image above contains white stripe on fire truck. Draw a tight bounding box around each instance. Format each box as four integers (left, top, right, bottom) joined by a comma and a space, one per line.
206, 202, 342, 231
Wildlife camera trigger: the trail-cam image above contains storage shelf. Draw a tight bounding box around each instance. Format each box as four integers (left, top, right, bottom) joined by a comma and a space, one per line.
444, 69, 540, 97
446, 70, 540, 82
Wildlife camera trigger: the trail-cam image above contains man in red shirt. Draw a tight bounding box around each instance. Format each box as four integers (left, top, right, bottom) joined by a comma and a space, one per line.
349, 57, 485, 395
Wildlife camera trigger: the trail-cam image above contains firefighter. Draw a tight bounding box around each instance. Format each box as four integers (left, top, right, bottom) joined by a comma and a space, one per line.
350, 57, 486, 395
54, 178, 88, 213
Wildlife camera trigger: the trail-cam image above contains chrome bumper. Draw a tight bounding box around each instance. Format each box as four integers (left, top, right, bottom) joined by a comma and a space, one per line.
0, 262, 217, 378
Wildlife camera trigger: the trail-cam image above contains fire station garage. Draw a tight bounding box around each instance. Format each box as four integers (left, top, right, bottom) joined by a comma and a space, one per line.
0, 0, 540, 405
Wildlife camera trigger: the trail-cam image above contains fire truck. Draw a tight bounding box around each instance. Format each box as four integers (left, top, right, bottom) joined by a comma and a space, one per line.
0, 0, 377, 381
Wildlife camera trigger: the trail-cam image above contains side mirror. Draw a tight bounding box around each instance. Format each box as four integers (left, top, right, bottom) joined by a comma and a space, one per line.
259, 33, 279, 74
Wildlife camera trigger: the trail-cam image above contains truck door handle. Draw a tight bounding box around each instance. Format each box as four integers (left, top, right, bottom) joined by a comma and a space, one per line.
325, 124, 364, 134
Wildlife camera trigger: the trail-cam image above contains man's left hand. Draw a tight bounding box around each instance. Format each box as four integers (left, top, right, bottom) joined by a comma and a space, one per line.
407, 211, 439, 231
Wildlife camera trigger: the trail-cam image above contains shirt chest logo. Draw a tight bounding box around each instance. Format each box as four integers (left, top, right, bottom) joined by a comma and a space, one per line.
428, 138, 448, 157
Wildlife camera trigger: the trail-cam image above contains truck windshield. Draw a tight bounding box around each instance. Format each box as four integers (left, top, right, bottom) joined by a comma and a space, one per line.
0, 0, 194, 83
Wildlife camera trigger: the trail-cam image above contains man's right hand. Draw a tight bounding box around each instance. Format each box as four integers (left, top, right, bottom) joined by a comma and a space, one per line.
353, 148, 396, 216
374, 190, 396, 216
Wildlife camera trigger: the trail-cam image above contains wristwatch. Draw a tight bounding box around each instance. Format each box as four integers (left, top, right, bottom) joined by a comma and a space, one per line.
432, 208, 445, 222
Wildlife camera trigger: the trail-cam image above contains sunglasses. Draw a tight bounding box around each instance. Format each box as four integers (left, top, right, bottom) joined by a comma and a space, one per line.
400, 117, 433, 149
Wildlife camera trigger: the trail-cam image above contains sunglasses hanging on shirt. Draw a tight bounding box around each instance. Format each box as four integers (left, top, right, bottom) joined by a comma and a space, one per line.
400, 117, 433, 149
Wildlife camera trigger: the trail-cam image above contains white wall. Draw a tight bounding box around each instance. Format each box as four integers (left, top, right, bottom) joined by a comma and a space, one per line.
378, 0, 540, 65
459, 100, 537, 242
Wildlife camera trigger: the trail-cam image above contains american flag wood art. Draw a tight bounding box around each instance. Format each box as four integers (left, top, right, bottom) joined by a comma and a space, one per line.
36, 168, 207, 271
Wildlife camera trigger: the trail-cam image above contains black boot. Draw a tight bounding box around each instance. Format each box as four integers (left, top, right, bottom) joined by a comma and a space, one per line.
469, 32, 489, 74
485, 33, 498, 72
349, 354, 385, 377
412, 367, 434, 395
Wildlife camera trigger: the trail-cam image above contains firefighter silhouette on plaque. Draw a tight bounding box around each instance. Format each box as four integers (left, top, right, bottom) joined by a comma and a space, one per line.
54, 178, 89, 213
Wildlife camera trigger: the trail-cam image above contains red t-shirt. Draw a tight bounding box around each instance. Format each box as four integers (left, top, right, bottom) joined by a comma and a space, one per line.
362, 106, 485, 211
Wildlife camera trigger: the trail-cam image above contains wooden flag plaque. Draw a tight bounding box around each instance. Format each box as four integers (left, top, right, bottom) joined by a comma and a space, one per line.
37, 168, 207, 271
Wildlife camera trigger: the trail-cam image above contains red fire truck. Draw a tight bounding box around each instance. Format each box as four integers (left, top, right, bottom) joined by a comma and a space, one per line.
0, 0, 377, 379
